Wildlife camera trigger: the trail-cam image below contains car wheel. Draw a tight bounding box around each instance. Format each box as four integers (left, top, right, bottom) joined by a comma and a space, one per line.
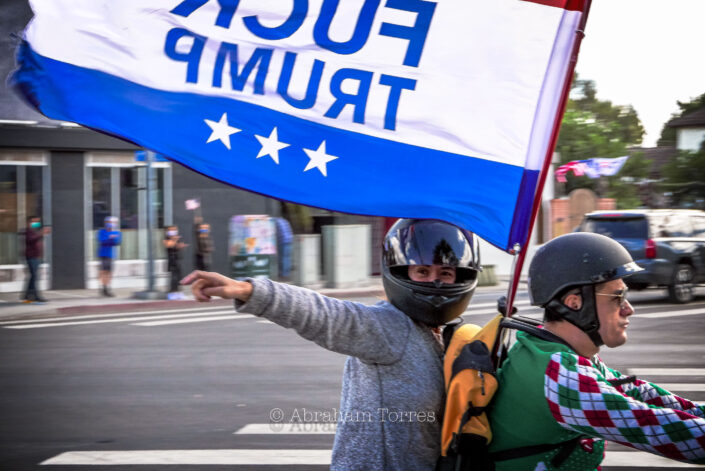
668, 264, 695, 303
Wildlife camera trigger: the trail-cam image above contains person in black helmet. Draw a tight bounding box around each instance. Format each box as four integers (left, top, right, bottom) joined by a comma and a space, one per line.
181, 218, 480, 470
488, 232, 705, 470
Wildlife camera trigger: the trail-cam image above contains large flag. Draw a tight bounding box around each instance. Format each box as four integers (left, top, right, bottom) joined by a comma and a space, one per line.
11, 0, 589, 252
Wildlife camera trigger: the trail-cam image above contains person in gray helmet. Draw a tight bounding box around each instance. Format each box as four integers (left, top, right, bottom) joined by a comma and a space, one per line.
181, 218, 481, 471
487, 232, 705, 470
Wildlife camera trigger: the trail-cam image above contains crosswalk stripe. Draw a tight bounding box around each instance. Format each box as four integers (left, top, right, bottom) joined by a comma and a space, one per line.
38, 449, 701, 467
637, 308, 705, 319
234, 423, 336, 434
603, 450, 704, 468
4, 310, 239, 329
40, 450, 332, 465
654, 384, 705, 392
134, 314, 251, 326
0, 305, 229, 326
628, 368, 705, 376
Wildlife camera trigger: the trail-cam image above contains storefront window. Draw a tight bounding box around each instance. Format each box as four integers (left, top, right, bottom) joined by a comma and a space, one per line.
0, 166, 18, 264
89, 167, 112, 261
87, 163, 170, 262
119, 168, 139, 260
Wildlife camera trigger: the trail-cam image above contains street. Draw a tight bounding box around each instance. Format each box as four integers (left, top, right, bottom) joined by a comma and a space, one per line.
1, 288, 704, 470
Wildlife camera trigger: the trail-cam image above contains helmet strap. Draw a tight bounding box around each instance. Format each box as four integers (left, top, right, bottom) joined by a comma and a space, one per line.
545, 284, 604, 348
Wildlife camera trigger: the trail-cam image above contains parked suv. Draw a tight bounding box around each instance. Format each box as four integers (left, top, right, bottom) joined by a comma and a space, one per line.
577, 209, 705, 303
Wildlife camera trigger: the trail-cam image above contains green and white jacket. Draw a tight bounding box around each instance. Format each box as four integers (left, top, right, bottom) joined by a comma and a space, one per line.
488, 332, 705, 470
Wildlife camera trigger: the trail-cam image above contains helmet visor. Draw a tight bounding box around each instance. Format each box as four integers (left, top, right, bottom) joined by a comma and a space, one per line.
384, 220, 479, 269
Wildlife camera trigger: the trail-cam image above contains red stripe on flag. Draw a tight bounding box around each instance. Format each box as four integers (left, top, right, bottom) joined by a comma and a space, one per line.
520, 0, 587, 11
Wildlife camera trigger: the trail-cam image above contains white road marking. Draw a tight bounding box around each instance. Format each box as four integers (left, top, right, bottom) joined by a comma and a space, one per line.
628, 368, 705, 376
463, 307, 543, 317
234, 423, 336, 434
637, 308, 705, 319
655, 384, 705, 392
0, 305, 231, 326
603, 450, 704, 467
38, 449, 701, 467
464, 300, 533, 311
40, 449, 332, 465
134, 314, 250, 326
4, 310, 242, 329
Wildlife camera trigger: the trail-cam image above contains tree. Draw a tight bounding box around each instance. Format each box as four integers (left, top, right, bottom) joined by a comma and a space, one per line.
555, 78, 647, 207
657, 92, 705, 147
660, 142, 705, 209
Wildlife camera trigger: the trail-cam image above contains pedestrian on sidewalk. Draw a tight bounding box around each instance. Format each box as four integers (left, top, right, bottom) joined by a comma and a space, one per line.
96, 216, 122, 297
164, 224, 187, 300
182, 219, 482, 470
274, 217, 293, 280
21, 215, 50, 304
193, 215, 213, 271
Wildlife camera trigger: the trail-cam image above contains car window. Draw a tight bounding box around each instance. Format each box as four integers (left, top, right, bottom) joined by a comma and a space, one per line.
582, 217, 648, 239
661, 213, 693, 237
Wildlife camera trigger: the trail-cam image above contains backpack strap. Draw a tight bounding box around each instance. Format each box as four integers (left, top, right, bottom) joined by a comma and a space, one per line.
500, 317, 575, 350
490, 436, 581, 467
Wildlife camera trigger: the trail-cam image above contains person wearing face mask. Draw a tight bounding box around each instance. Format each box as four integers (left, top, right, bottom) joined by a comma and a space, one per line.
22, 215, 51, 304
487, 233, 705, 469
164, 224, 188, 300
181, 219, 481, 470
96, 216, 122, 297
193, 216, 213, 271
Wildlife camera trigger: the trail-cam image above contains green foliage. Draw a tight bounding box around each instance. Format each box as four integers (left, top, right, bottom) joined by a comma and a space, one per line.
605, 151, 653, 209
555, 78, 645, 198
657, 92, 705, 147
660, 144, 705, 209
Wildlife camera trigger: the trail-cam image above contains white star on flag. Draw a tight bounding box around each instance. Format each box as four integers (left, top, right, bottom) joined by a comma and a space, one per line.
254, 127, 289, 164
204, 113, 240, 150
303, 141, 339, 177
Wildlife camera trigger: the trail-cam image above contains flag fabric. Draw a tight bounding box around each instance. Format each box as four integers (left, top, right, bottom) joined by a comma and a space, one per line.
11, 0, 589, 252
185, 199, 201, 211
583, 156, 629, 178
556, 156, 629, 182
555, 160, 588, 183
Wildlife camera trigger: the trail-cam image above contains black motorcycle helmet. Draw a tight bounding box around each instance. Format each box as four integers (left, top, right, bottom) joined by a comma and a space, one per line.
382, 219, 481, 326
528, 232, 643, 346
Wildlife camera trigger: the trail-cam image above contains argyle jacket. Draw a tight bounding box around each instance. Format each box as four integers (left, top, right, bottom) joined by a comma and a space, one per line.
546, 351, 705, 464
489, 332, 705, 471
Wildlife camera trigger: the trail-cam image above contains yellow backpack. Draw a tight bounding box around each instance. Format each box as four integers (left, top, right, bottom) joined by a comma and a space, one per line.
436, 306, 580, 471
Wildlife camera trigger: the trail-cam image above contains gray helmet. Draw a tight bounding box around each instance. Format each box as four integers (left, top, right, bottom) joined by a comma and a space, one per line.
382, 219, 481, 326
528, 232, 643, 346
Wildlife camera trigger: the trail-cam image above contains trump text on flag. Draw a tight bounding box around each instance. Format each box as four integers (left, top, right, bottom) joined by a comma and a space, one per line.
164, 0, 433, 131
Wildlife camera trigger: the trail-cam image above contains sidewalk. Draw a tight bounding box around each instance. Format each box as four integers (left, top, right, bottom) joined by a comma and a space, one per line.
0, 276, 518, 322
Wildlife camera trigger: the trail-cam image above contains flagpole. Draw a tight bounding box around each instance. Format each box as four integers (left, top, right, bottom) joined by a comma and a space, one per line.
503, 0, 593, 317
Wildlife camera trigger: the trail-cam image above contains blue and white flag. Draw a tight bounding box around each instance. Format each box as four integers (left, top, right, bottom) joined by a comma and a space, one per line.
582, 156, 630, 179
12, 0, 588, 251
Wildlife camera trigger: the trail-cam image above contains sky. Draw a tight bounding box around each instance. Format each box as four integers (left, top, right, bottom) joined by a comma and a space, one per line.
575, 0, 705, 148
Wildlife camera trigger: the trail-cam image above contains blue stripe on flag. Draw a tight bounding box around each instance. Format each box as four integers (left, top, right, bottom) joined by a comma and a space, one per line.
12, 43, 537, 251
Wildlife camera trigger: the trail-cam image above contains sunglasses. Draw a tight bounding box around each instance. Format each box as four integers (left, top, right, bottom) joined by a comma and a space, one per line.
595, 288, 629, 307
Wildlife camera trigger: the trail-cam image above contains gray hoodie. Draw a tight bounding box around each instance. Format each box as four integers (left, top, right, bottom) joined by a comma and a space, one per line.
236, 278, 444, 470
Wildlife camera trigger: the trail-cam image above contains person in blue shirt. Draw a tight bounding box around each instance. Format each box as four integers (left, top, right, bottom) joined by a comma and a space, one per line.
97, 216, 122, 297
274, 217, 294, 280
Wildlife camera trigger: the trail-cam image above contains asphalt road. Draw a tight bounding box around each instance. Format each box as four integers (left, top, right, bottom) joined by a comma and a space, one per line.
1, 287, 704, 470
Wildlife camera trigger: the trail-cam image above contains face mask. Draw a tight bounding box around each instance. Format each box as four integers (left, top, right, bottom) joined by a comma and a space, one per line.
30, 222, 41, 229
167, 230, 178, 237
199, 228, 209, 234
105, 223, 115, 230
